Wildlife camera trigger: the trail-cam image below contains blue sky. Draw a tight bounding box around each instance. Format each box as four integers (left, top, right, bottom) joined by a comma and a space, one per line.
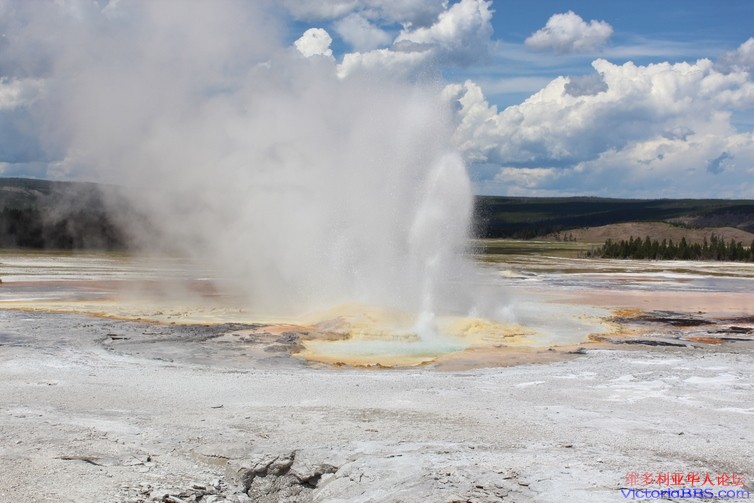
279, 0, 754, 197
481, 1, 754, 108
1, 1, 754, 198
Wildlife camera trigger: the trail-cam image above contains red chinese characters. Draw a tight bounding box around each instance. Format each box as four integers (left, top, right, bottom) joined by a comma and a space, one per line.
624, 471, 747, 488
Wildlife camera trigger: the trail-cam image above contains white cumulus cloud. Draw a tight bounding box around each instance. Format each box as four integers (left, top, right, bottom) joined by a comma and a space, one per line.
445, 57, 754, 197
280, 0, 446, 27
294, 28, 334, 58
718, 37, 754, 71
338, 0, 494, 78
525, 11, 613, 54
395, 0, 493, 66
338, 48, 431, 79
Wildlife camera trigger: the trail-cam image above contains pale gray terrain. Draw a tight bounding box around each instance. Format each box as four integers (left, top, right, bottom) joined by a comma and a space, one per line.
1, 310, 752, 503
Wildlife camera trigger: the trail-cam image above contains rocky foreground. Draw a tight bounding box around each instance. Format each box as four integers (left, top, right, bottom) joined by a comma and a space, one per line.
1, 310, 753, 502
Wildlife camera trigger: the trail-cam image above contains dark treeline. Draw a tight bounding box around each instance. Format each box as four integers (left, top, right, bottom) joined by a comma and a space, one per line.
0, 177, 132, 250
473, 196, 754, 239
0, 207, 126, 250
588, 235, 754, 261
3, 177, 754, 251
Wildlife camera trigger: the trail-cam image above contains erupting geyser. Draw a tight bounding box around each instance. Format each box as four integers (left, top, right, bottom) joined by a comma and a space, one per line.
23, 1, 499, 353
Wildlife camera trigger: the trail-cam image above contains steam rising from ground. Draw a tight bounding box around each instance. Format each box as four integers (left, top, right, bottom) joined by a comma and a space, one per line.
20, 1, 487, 324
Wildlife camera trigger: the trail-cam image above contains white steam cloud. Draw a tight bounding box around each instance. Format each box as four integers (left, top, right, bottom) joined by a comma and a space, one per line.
334, 14, 391, 52
8, 0, 479, 319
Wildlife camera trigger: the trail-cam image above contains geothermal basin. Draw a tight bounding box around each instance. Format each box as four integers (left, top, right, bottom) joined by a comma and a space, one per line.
1, 246, 752, 368
0, 246, 752, 502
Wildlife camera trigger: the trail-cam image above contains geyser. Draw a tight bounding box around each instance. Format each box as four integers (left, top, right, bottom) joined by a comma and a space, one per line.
19, 0, 492, 344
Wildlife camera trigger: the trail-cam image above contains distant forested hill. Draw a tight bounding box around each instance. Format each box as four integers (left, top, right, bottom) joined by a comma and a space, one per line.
0, 177, 127, 249
2, 177, 754, 249
473, 196, 754, 239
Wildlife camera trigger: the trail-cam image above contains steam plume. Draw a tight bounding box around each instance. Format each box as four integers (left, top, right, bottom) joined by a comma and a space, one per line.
15, 1, 478, 319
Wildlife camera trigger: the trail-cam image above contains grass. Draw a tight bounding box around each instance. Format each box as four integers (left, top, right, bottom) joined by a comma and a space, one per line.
472, 239, 598, 258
